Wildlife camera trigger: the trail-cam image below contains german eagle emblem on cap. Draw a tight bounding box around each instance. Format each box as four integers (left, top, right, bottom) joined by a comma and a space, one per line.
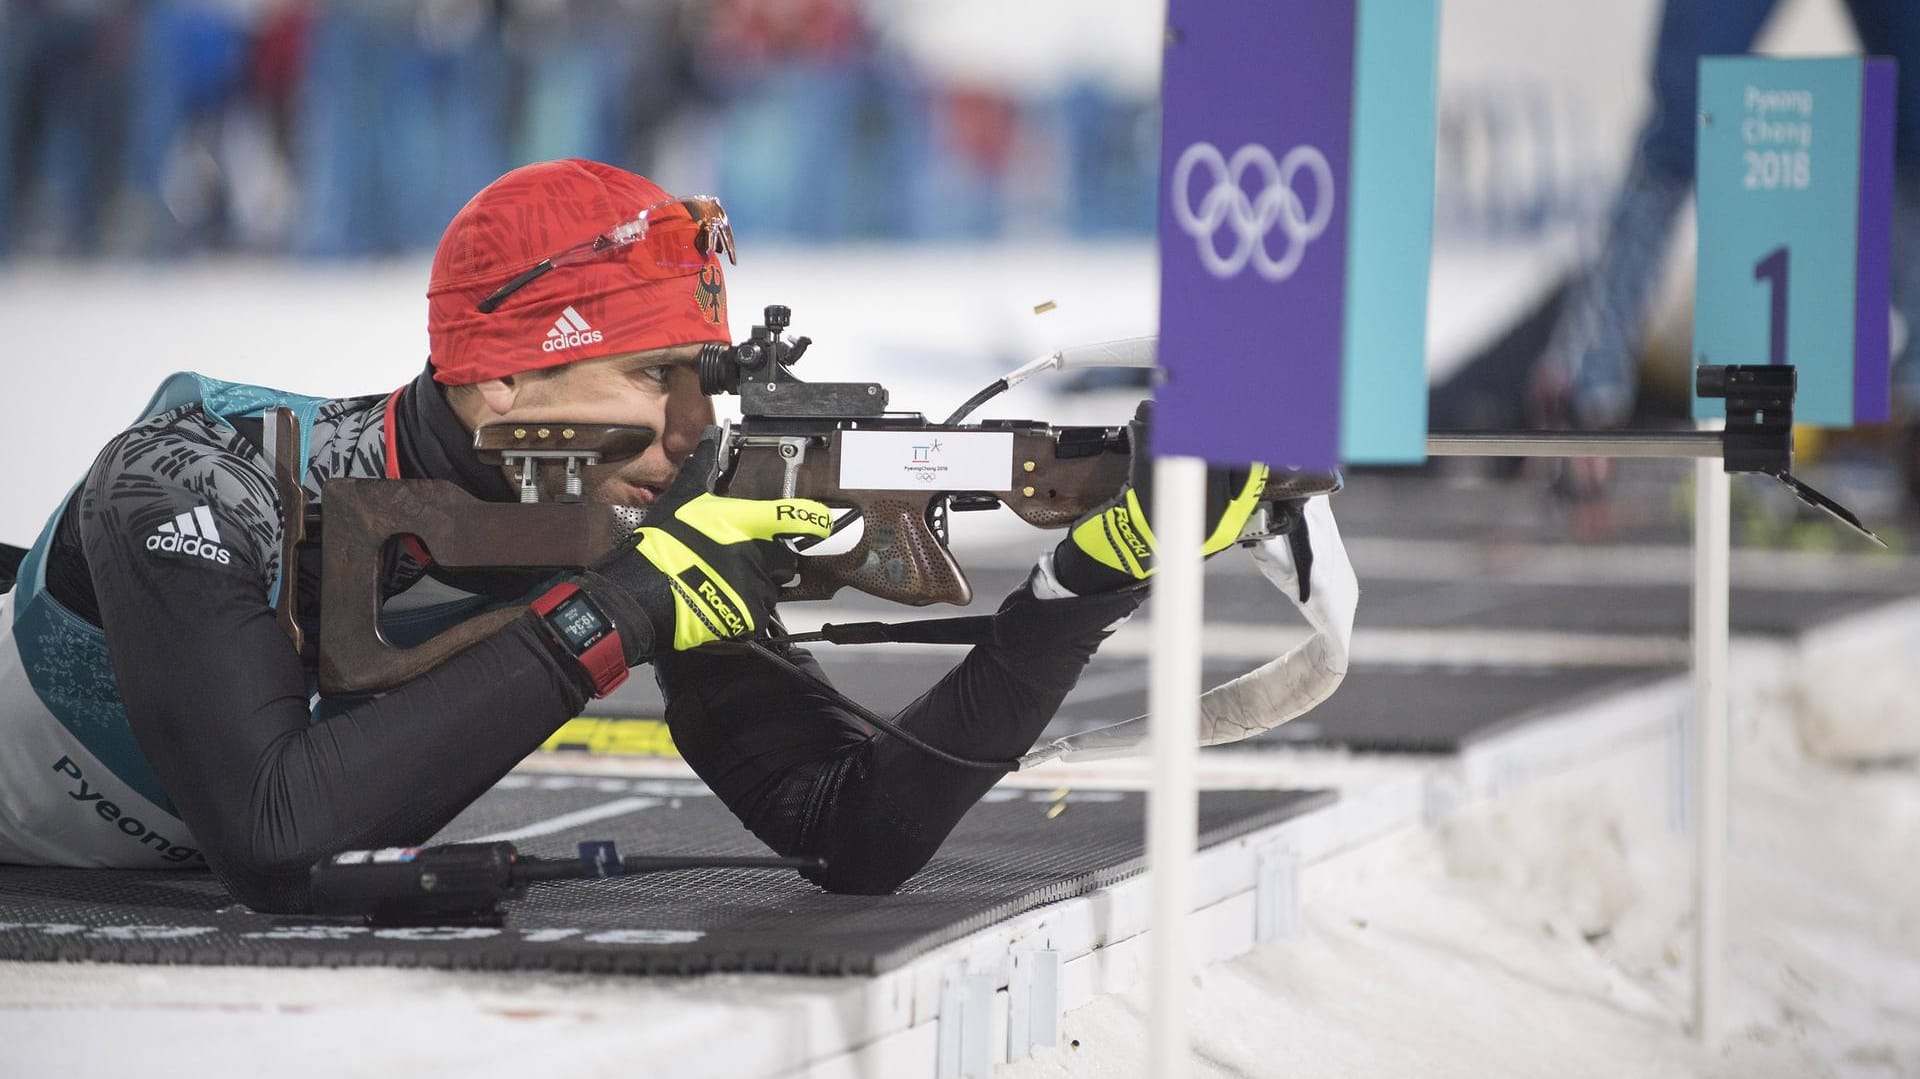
696, 265, 725, 324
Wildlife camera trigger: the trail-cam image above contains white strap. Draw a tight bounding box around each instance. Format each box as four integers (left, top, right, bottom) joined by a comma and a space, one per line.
1018, 495, 1357, 766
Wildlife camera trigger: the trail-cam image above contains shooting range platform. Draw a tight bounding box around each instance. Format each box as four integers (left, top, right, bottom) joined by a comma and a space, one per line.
1, 772, 1359, 1078
0, 785, 1329, 975
6, 477, 1917, 1078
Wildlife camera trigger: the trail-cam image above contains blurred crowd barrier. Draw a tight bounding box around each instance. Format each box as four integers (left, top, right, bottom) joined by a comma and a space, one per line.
0, 0, 1161, 257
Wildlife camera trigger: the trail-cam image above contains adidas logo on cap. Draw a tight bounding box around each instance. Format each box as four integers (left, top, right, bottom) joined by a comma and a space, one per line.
542, 306, 604, 353
145, 505, 232, 565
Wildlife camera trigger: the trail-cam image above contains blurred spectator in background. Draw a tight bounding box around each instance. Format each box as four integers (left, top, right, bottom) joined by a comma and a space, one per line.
0, 0, 1161, 257
512, 0, 690, 174
1057, 82, 1157, 236
296, 0, 510, 255
4, 0, 140, 255
1532, 0, 1920, 503
704, 0, 867, 239
127, 0, 290, 253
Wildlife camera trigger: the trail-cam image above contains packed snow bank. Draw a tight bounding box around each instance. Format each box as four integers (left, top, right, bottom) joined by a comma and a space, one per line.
1006, 690, 1920, 1078
1785, 598, 1920, 765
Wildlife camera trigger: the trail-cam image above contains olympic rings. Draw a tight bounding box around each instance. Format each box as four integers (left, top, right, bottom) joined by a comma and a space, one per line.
1170, 142, 1335, 282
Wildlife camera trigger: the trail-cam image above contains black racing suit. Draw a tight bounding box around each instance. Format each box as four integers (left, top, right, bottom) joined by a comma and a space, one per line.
31, 367, 1142, 911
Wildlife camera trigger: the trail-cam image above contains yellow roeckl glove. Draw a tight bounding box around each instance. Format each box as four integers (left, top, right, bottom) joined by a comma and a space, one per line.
1049, 401, 1269, 596
579, 427, 832, 660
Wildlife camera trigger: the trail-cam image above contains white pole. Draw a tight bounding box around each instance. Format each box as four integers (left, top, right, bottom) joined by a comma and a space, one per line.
1691, 433, 1730, 1047
1148, 455, 1206, 1079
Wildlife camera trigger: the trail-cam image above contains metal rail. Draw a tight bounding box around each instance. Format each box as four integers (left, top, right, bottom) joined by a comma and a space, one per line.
1426, 430, 1725, 459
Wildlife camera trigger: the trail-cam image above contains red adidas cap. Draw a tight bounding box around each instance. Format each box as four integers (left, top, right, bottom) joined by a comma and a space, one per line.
426, 159, 731, 386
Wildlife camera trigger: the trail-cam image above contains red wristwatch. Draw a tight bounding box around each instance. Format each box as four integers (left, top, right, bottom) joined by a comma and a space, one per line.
530, 582, 629, 698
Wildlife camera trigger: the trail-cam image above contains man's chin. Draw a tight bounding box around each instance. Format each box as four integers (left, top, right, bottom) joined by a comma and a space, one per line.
593, 477, 667, 507
586, 480, 654, 507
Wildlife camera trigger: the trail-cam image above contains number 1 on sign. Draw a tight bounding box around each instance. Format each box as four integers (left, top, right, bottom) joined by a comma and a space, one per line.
1754, 246, 1789, 365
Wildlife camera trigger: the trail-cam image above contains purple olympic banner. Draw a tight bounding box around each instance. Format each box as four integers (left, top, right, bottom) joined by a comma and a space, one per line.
1156, 0, 1356, 470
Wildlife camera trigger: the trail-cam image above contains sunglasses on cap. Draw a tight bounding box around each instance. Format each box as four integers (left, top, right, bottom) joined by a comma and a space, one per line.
475, 195, 736, 314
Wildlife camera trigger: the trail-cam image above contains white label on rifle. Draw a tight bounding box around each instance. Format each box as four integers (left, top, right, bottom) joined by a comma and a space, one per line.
839, 430, 1014, 491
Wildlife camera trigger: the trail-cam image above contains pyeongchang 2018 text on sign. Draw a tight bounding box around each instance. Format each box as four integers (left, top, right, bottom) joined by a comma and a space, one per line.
1694, 56, 1894, 426
1158, 0, 1437, 470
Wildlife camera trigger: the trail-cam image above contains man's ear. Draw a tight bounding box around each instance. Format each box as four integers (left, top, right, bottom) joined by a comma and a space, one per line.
470, 375, 522, 419
444, 374, 525, 433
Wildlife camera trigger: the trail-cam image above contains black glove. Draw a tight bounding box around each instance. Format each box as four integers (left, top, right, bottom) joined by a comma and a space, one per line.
577, 427, 832, 663
1049, 401, 1269, 596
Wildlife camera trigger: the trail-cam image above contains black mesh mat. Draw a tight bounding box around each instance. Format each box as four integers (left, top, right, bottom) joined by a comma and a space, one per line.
0, 779, 1331, 976
750, 654, 1678, 756
1231, 664, 1678, 753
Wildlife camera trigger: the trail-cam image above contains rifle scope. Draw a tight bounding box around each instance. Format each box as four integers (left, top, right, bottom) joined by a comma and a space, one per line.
698, 304, 811, 396
697, 304, 887, 420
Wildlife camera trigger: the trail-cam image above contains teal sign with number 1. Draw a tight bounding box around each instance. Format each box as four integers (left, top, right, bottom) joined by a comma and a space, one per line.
1693, 56, 1894, 426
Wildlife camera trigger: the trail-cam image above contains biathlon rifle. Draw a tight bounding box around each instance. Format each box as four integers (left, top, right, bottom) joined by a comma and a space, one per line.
290, 304, 1340, 696
693, 304, 1339, 603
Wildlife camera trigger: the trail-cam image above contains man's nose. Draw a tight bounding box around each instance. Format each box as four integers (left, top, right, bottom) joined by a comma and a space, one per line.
660, 411, 701, 459
659, 379, 716, 460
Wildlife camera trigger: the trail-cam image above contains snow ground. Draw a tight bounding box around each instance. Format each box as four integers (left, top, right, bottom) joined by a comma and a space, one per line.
1003, 694, 1920, 1079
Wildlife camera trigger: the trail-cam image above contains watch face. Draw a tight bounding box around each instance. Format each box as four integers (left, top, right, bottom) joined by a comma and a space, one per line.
550, 594, 611, 653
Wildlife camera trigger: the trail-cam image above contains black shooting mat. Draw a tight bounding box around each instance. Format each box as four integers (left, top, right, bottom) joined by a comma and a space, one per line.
1218, 663, 1675, 753
741, 564, 1912, 640
1326, 577, 1905, 637
592, 653, 1675, 757
844, 655, 1668, 755
0, 783, 1331, 975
